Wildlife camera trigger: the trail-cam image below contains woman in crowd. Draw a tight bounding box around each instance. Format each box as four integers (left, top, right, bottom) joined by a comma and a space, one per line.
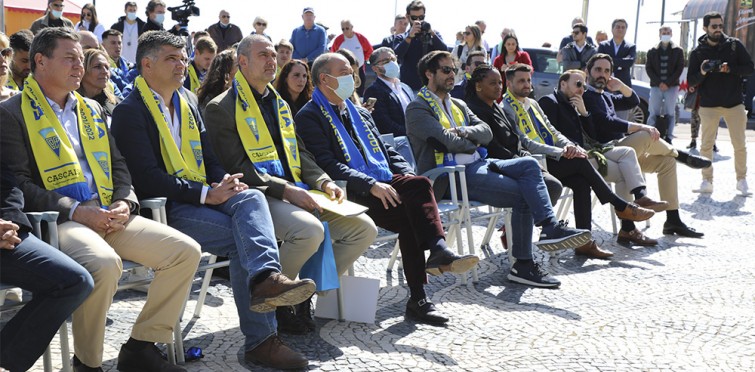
74, 3, 107, 42
77, 49, 121, 123
274, 59, 313, 116
196, 48, 238, 111
452, 24, 485, 81
0, 33, 19, 103
493, 34, 532, 72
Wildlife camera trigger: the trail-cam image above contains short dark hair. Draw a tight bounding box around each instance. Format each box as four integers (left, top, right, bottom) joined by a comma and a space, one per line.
145, 0, 165, 16
195, 37, 217, 54
504, 63, 532, 82
465, 50, 486, 67
102, 29, 122, 40
30, 28, 80, 73
703, 12, 723, 27
369, 46, 394, 65
193, 30, 209, 40
135, 31, 185, 73
573, 24, 588, 34
9, 29, 34, 52
586, 53, 613, 73
611, 18, 627, 29
417, 50, 452, 86
406, 0, 425, 14
124, 1, 137, 10
274, 39, 293, 52
464, 63, 496, 100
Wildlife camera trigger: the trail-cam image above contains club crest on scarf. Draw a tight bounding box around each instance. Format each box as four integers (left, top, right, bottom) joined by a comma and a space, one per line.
38, 127, 62, 158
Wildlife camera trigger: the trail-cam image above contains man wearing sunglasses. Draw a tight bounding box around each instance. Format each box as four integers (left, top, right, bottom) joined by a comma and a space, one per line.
207, 10, 243, 52
364, 47, 414, 135
394, 1, 448, 91
450, 51, 486, 99
687, 12, 753, 196
30, 0, 74, 35
406, 51, 592, 288
561, 24, 597, 71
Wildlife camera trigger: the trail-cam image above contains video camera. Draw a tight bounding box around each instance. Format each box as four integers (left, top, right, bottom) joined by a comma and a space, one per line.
702, 59, 723, 73
168, 0, 199, 36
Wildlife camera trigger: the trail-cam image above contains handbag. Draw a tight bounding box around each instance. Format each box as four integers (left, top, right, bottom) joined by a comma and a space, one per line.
299, 215, 340, 292
683, 90, 698, 111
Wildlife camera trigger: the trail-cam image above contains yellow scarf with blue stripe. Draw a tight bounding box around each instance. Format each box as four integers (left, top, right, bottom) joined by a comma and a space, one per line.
233, 70, 306, 189
6, 72, 20, 91
134, 76, 207, 185
187, 63, 201, 94
503, 89, 555, 145
418, 86, 467, 167
22, 75, 113, 206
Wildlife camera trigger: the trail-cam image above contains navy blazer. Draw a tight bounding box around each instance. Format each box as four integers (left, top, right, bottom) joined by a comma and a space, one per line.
110, 87, 227, 205
295, 101, 413, 198
363, 78, 413, 136
597, 39, 636, 86
582, 87, 638, 143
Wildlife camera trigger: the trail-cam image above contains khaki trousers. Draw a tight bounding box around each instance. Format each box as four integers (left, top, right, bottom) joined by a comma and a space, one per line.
266, 197, 377, 279
587, 146, 645, 201
58, 215, 201, 367
616, 131, 680, 210
699, 105, 748, 181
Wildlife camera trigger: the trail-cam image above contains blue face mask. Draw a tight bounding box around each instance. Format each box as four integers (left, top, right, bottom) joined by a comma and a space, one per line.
383, 61, 400, 79
326, 74, 355, 101
51, 10, 64, 19
154, 13, 165, 24
127, 12, 137, 21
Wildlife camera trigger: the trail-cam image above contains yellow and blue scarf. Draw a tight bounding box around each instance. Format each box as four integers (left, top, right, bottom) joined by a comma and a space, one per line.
22, 75, 113, 206
187, 62, 201, 94
134, 76, 207, 185
311, 87, 392, 182
233, 70, 306, 189
418, 86, 467, 167
503, 89, 555, 145
6, 72, 20, 91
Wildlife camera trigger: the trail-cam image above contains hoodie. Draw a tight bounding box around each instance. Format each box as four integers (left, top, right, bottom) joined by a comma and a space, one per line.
688, 33, 754, 108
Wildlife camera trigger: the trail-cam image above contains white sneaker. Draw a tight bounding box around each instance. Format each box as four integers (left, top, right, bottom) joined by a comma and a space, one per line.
737, 179, 752, 196
693, 180, 713, 194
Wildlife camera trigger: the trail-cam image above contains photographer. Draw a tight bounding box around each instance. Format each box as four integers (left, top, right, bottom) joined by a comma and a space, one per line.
393, 1, 448, 91
688, 12, 753, 195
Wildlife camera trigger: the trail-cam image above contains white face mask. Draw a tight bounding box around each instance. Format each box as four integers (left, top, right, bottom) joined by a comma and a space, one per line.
326, 74, 355, 101
154, 13, 165, 24
127, 12, 137, 21
383, 61, 400, 79
51, 10, 64, 18
660, 34, 672, 43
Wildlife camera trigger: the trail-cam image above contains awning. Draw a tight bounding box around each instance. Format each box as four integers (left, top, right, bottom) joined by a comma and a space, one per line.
682, 0, 728, 20
4, 0, 82, 17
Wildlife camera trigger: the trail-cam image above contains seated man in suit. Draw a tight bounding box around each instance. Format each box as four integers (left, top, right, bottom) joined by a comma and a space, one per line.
110, 31, 315, 370
203, 35, 377, 334
405, 51, 591, 288
0, 28, 202, 372
0, 164, 94, 372
296, 52, 479, 326
363, 47, 414, 136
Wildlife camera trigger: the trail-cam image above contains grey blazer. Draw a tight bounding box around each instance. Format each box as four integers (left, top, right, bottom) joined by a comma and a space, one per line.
501, 97, 575, 161
0, 94, 138, 223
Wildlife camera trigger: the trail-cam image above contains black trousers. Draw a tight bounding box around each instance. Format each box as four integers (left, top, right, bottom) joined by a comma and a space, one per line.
546, 157, 617, 230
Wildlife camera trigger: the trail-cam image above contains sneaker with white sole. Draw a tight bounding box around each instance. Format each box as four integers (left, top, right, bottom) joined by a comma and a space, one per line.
737, 179, 751, 196
536, 220, 592, 251
507, 260, 561, 288
693, 180, 713, 194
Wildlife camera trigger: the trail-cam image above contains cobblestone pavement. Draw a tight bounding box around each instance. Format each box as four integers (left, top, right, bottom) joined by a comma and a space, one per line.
10, 124, 755, 371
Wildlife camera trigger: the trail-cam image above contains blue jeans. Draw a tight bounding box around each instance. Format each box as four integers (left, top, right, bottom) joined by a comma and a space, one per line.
647, 86, 679, 138
457, 158, 556, 260
167, 189, 280, 351
0, 232, 94, 371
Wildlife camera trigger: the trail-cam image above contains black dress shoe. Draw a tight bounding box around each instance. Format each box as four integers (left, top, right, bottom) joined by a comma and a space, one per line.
276, 305, 311, 335
677, 150, 712, 169
425, 247, 479, 276
405, 298, 448, 325
72, 355, 103, 372
117, 343, 186, 372
663, 222, 704, 238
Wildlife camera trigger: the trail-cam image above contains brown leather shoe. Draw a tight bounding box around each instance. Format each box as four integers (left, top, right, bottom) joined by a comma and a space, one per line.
244, 335, 308, 370
617, 229, 658, 246
615, 203, 655, 222
250, 272, 316, 313
634, 196, 669, 212
574, 240, 614, 259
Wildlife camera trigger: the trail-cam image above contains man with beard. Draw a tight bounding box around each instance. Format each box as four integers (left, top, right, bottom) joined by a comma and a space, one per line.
687, 12, 753, 195
6, 30, 33, 91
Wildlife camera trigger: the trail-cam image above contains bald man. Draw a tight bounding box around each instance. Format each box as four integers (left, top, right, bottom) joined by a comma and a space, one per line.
78, 30, 99, 50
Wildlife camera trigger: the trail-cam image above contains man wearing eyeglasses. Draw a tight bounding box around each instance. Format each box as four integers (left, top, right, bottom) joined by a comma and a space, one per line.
687, 12, 753, 196
30, 0, 74, 35
207, 10, 243, 52
560, 23, 597, 71
394, 1, 448, 91
406, 51, 592, 288
364, 47, 414, 135
290, 8, 327, 65
450, 51, 486, 99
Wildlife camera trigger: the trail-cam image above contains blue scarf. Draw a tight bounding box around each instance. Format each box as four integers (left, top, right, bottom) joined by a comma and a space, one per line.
311, 88, 392, 182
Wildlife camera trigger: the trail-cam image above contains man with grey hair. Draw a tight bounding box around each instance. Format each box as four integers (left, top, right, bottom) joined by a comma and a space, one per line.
111, 31, 316, 370
330, 20, 373, 96
1, 27, 202, 372
204, 34, 377, 339
363, 46, 413, 135
206, 9, 243, 52
297, 52, 480, 326
77, 30, 99, 50
380, 14, 409, 49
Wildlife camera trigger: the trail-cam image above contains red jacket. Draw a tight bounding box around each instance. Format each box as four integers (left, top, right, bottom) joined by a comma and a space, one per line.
330, 32, 373, 68
493, 50, 532, 72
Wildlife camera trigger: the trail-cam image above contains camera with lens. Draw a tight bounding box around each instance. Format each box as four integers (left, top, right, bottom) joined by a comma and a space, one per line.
702, 59, 723, 73
417, 21, 433, 45
168, 0, 200, 36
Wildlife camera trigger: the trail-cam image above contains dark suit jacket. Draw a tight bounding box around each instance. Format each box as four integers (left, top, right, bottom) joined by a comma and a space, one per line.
582, 87, 638, 143
363, 78, 413, 136
110, 87, 227, 205
539, 91, 598, 147
203, 88, 330, 200
295, 101, 413, 198
465, 93, 529, 160
1, 164, 32, 232
597, 39, 636, 86
0, 94, 138, 223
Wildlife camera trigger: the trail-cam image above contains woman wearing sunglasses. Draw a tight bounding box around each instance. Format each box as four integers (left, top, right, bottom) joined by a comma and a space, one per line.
451, 24, 485, 82
75, 3, 107, 42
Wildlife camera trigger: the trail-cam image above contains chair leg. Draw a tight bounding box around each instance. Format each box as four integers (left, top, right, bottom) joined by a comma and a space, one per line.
167, 343, 176, 365
43, 346, 52, 372
479, 208, 500, 256
60, 323, 72, 372
193, 255, 218, 318
336, 277, 345, 322
504, 209, 515, 265
174, 318, 184, 364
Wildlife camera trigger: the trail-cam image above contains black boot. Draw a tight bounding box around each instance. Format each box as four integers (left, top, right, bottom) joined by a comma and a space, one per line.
296, 296, 316, 331
275, 305, 310, 335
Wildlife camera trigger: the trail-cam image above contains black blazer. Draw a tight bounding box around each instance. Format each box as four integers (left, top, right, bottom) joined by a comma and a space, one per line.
464, 94, 529, 160
363, 78, 413, 136
110, 87, 227, 205
538, 91, 597, 147
295, 101, 413, 198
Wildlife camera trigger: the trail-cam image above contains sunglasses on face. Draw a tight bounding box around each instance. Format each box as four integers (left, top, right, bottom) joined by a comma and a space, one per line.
575, 81, 584, 88
342, 27, 351, 31
83, 12, 92, 17
709, 24, 724, 29
471, 61, 485, 67
572, 30, 582, 35
409, 15, 425, 21
256, 22, 266, 26
463, 31, 471, 35
221, 15, 230, 19
438, 66, 458, 75
1, 48, 12, 58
